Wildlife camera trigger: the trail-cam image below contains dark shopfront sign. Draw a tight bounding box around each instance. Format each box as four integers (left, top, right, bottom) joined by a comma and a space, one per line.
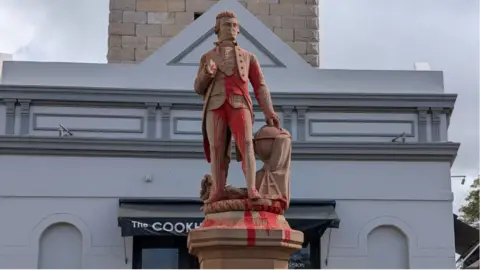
119, 217, 204, 237
118, 217, 338, 238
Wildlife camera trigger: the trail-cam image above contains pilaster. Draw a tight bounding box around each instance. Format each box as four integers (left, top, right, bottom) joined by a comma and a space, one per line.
417, 107, 428, 142
19, 100, 31, 135
4, 99, 16, 135
160, 103, 172, 139
296, 106, 308, 141
145, 102, 158, 139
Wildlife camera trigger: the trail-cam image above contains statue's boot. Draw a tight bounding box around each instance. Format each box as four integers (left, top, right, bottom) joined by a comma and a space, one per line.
248, 187, 261, 200
204, 188, 227, 204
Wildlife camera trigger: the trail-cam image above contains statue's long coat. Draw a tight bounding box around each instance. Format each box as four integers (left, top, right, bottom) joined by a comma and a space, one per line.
194, 45, 274, 163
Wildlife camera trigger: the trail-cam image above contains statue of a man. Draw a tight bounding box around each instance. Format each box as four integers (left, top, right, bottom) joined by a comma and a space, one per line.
194, 11, 280, 203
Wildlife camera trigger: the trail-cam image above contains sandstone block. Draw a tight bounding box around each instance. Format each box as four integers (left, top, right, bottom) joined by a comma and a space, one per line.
109, 10, 123, 23
167, 0, 186, 11
280, 0, 306, 4
136, 24, 162, 37
109, 23, 135, 35
293, 4, 318, 16
108, 47, 135, 61
122, 36, 147, 49
306, 0, 318, 4
286, 41, 306, 54
269, 3, 293, 15
273, 27, 293, 41
162, 24, 186, 37
294, 28, 318, 41
257, 15, 281, 29
302, 54, 319, 67
186, 0, 216, 12
306, 42, 319, 54
257, 0, 279, 3
147, 37, 169, 49
148, 12, 175, 24
136, 0, 168, 11
175, 12, 194, 25
110, 0, 136, 11
306, 16, 319, 29
281, 16, 305, 28
108, 35, 122, 47
123, 11, 147, 23
247, 1, 270, 15
135, 48, 156, 61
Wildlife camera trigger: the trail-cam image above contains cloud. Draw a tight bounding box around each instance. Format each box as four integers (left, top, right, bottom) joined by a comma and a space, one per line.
0, 0, 109, 62
320, 0, 479, 211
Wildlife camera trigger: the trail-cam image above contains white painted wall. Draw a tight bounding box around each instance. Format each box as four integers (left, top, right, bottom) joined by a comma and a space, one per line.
0, 155, 455, 268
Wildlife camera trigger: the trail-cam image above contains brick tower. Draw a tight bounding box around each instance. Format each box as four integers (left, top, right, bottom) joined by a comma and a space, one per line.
108, 0, 319, 67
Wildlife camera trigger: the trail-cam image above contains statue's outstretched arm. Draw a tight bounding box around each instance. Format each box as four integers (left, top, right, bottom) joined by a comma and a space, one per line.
248, 54, 277, 121
194, 54, 215, 95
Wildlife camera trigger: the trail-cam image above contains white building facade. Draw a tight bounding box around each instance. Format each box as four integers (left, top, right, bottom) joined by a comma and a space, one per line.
0, 0, 459, 268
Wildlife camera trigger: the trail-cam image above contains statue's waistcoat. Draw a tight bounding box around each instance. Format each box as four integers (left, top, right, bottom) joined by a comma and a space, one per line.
201, 46, 253, 163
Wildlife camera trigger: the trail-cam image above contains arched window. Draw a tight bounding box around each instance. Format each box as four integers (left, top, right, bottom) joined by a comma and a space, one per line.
38, 222, 82, 269
367, 225, 409, 269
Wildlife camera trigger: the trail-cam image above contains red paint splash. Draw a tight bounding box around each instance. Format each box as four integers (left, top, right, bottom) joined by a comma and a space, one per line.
258, 211, 278, 236
243, 200, 256, 246
284, 229, 291, 243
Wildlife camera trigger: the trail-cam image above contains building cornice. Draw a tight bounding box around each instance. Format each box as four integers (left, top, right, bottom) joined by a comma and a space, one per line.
0, 84, 457, 112
0, 136, 459, 163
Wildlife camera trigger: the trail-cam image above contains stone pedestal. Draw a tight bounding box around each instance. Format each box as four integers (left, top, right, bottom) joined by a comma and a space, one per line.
188, 210, 304, 269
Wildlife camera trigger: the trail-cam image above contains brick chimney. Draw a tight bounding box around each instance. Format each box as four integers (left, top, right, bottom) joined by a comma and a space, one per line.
108, 0, 319, 67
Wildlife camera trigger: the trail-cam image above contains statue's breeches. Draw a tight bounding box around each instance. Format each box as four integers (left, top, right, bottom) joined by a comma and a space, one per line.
206, 102, 256, 200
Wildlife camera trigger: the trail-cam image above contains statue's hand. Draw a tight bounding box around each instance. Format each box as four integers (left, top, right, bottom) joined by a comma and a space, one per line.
205, 58, 217, 77
266, 115, 281, 129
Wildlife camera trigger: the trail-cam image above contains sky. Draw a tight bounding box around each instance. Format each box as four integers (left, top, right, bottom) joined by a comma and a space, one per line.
0, 0, 478, 212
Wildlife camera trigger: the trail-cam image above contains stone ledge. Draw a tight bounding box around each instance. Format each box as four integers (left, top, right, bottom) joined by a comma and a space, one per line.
0, 136, 460, 163
0, 84, 458, 110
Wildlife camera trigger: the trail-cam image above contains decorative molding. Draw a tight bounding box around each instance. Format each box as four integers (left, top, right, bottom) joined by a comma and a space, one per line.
32, 113, 145, 134
145, 103, 157, 139
417, 107, 429, 142
357, 216, 417, 263
0, 136, 460, 163
173, 117, 202, 135
431, 109, 442, 142
19, 99, 31, 135
282, 106, 294, 134
0, 85, 457, 111
30, 213, 92, 268
160, 103, 172, 139
308, 119, 415, 138
4, 99, 16, 135
296, 106, 308, 141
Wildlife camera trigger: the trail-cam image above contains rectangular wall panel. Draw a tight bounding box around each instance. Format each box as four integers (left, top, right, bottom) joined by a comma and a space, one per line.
306, 112, 418, 142
30, 106, 146, 138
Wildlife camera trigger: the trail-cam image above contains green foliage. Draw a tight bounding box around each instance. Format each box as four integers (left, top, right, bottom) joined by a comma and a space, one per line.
458, 178, 479, 228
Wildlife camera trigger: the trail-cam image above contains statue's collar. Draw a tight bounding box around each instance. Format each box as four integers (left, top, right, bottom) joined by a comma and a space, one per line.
214, 40, 237, 47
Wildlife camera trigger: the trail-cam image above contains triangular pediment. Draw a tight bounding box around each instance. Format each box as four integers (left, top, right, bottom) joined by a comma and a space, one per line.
138, 0, 310, 70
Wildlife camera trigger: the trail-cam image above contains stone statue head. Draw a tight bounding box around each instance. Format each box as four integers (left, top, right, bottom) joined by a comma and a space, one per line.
214, 11, 240, 42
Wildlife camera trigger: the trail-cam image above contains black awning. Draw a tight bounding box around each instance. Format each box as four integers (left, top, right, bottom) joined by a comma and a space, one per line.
117, 198, 340, 239
454, 214, 479, 256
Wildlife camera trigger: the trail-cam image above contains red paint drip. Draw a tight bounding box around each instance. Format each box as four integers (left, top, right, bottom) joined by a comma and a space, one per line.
284, 229, 291, 242
243, 200, 256, 246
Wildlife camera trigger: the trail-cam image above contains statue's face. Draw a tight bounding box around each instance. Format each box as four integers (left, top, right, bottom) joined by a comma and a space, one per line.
218, 17, 239, 41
